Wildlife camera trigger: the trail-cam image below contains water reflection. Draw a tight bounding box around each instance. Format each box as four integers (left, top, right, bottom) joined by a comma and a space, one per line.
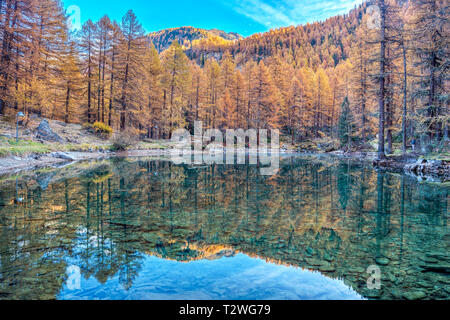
59, 254, 363, 300
0, 156, 448, 300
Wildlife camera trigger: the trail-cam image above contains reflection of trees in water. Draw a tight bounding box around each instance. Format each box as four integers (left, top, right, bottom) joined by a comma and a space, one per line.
0, 157, 448, 299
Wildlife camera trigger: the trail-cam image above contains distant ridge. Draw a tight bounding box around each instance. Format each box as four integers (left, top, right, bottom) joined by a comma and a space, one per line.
148, 26, 242, 52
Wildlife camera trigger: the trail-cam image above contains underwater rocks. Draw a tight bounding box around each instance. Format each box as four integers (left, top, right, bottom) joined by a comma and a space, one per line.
420, 265, 450, 274
376, 257, 390, 266
403, 291, 427, 300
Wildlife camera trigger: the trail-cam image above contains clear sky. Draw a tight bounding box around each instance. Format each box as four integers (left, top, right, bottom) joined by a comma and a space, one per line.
62, 0, 364, 37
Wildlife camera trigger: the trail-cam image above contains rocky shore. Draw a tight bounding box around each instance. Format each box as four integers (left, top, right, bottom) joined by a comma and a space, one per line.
373, 157, 449, 182
0, 149, 174, 176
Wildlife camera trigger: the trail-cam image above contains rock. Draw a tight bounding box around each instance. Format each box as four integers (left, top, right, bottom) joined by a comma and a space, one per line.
306, 247, 315, 256
305, 258, 323, 266
323, 252, 334, 262
319, 264, 336, 272
35, 119, 63, 142
350, 267, 366, 273
419, 256, 439, 264
363, 289, 381, 298
420, 264, 450, 274
387, 274, 396, 283
403, 291, 427, 300
51, 152, 75, 161
376, 257, 390, 266
416, 281, 432, 288
426, 252, 449, 261
404, 159, 450, 180
29, 154, 42, 160
391, 289, 403, 299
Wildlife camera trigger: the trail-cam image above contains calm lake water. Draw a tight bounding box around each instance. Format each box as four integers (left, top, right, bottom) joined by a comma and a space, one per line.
0, 156, 448, 300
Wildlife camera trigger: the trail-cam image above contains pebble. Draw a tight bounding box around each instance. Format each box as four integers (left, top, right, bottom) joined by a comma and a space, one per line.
319, 264, 336, 272
363, 290, 381, 298
403, 291, 426, 300
376, 257, 390, 266
323, 252, 334, 262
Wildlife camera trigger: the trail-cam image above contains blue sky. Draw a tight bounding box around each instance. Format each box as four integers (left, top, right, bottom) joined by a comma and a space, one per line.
63, 0, 364, 37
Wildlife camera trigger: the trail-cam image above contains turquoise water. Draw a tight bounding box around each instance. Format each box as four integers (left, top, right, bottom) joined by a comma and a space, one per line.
0, 156, 448, 300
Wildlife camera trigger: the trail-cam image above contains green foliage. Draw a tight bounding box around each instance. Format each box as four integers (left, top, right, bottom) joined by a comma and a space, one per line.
64, 143, 102, 152
338, 97, 356, 148
0, 138, 51, 158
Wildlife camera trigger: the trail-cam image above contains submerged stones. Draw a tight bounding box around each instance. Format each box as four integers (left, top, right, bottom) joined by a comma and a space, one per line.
306, 247, 315, 256
323, 252, 334, 262
376, 257, 390, 266
319, 264, 336, 273
403, 291, 427, 300
420, 264, 450, 274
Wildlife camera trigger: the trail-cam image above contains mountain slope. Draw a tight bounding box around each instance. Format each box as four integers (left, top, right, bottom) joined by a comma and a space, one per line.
186, 3, 368, 68
148, 26, 242, 52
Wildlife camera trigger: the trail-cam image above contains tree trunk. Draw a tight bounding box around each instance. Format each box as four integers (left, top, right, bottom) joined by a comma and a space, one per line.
65, 86, 70, 123
108, 45, 115, 127
402, 41, 408, 155
377, 0, 386, 159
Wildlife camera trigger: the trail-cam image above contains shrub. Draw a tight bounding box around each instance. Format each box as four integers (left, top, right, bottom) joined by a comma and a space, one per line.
110, 130, 137, 151
83, 122, 113, 139
93, 122, 113, 138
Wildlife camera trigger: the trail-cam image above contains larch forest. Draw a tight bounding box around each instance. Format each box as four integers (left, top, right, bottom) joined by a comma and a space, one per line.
0, 0, 448, 157
0, 0, 449, 303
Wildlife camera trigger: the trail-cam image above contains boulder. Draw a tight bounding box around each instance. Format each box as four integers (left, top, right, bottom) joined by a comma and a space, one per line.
51, 152, 75, 161
403, 291, 427, 300
35, 119, 63, 142
404, 159, 450, 179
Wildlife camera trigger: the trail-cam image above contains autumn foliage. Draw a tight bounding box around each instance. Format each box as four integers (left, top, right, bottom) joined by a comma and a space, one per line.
0, 0, 448, 154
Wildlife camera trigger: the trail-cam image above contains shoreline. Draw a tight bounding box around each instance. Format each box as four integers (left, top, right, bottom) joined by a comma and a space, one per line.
0, 149, 176, 176
0, 148, 448, 183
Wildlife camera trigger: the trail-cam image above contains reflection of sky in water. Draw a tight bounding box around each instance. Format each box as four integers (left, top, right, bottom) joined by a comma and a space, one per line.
59, 254, 363, 300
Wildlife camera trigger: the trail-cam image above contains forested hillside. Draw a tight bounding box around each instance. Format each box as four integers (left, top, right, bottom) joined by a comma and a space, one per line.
0, 0, 448, 157
148, 27, 241, 53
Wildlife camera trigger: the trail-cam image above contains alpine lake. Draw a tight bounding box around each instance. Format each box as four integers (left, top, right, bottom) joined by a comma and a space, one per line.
0, 155, 448, 300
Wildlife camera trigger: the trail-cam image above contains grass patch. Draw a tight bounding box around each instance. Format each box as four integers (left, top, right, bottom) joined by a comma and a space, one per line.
0, 138, 51, 158
135, 141, 172, 150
